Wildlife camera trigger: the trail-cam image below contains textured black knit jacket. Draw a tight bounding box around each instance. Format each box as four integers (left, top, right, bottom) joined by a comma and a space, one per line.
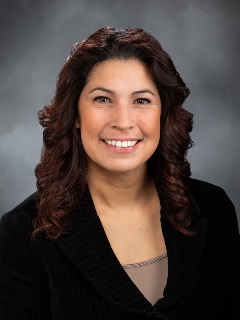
0, 178, 239, 320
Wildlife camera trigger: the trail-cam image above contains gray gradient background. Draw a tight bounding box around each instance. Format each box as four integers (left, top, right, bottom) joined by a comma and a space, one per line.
0, 0, 239, 227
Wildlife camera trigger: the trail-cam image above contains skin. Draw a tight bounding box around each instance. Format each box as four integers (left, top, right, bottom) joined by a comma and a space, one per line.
75, 59, 165, 263
76, 59, 161, 177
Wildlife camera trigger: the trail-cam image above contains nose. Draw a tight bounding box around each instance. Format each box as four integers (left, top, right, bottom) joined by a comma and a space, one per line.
110, 103, 134, 130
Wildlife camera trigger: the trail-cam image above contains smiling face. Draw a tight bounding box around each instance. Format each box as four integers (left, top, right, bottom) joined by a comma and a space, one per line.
76, 59, 161, 175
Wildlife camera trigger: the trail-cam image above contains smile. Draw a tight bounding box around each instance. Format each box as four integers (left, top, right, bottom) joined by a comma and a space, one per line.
102, 140, 139, 148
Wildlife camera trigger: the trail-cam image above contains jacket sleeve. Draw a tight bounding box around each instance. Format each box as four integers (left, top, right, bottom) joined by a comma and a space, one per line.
218, 190, 240, 319
0, 207, 53, 320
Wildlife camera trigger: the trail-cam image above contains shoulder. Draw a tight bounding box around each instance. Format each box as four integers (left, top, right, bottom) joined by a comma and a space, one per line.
0, 193, 40, 277
188, 177, 237, 226
0, 192, 38, 241
189, 177, 223, 194
188, 177, 233, 207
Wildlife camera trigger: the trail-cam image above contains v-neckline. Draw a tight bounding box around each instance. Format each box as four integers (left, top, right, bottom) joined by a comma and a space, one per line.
55, 185, 207, 317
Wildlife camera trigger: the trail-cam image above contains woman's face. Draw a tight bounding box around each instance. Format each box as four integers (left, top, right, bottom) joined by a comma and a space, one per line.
76, 59, 161, 175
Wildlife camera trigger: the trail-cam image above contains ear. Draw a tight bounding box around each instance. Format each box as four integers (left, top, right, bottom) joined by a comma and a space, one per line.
74, 118, 80, 128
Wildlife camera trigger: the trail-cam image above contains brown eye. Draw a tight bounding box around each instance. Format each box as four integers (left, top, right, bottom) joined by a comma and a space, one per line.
93, 96, 111, 103
134, 98, 151, 105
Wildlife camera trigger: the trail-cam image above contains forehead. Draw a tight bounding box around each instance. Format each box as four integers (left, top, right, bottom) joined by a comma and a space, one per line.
85, 59, 157, 89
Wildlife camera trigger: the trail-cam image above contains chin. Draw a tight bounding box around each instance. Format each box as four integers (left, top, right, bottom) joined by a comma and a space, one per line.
101, 162, 147, 175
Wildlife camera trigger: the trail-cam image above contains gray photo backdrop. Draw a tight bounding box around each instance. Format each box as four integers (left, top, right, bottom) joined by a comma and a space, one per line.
0, 0, 239, 227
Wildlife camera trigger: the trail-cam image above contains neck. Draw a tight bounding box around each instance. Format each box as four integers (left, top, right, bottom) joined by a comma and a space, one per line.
87, 162, 156, 213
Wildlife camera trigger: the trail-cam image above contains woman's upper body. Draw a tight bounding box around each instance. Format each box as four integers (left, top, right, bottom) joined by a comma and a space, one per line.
0, 177, 239, 320
0, 26, 239, 319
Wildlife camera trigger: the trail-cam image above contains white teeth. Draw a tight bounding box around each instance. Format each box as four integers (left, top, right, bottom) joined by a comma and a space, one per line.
103, 140, 138, 147
121, 141, 128, 147
116, 141, 122, 147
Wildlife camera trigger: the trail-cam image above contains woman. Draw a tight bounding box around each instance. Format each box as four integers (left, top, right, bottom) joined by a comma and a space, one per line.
0, 26, 239, 320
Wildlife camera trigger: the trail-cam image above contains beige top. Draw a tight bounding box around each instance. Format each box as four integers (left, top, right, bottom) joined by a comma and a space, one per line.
121, 252, 168, 305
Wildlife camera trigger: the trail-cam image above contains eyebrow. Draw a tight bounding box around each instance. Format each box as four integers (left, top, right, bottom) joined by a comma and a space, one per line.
89, 87, 155, 96
133, 89, 155, 97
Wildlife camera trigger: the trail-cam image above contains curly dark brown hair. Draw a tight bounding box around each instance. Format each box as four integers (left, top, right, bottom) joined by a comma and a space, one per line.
32, 26, 196, 240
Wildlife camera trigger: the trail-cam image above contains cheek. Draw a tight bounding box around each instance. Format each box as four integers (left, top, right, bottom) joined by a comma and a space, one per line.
139, 110, 161, 139
153, 118, 161, 138
80, 122, 97, 145
80, 121, 98, 157
80, 108, 106, 141
79, 109, 93, 141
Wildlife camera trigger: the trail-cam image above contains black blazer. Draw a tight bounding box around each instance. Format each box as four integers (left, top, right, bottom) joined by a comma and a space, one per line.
0, 178, 240, 320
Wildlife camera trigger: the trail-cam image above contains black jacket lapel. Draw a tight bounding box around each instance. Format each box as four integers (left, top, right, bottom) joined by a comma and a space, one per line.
54, 186, 207, 317
156, 213, 207, 309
